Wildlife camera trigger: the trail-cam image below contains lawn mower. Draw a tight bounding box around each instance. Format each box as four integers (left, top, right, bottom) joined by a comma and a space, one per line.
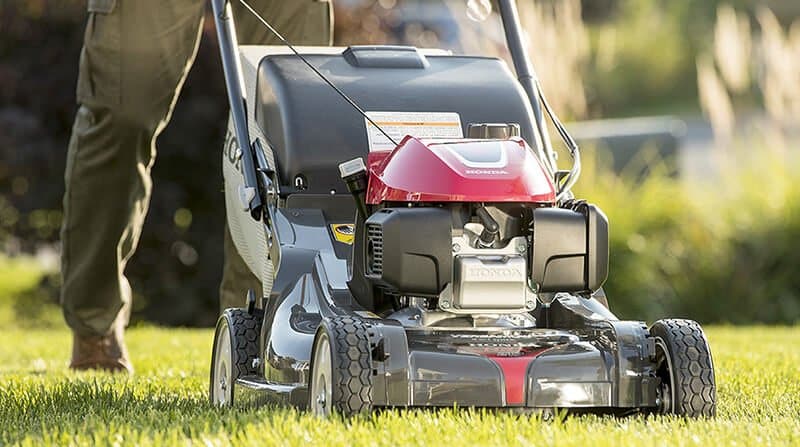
209, 0, 716, 417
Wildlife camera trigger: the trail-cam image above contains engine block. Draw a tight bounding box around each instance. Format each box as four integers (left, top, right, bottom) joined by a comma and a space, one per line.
442, 235, 535, 314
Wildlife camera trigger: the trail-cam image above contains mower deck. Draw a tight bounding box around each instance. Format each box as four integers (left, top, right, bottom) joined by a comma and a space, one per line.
232, 294, 658, 411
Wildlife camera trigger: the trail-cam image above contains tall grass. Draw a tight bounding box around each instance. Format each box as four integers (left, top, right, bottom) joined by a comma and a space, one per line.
701, 5, 800, 149
518, 0, 589, 120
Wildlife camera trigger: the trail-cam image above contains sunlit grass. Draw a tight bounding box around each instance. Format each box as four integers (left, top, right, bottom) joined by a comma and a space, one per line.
0, 325, 798, 446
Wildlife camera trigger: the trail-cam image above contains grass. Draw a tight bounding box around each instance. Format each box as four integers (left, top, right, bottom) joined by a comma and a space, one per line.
0, 326, 798, 446
0, 319, 799, 445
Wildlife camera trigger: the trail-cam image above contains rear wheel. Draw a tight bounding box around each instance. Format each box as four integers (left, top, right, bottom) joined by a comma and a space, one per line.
309, 316, 373, 417
650, 319, 716, 417
209, 309, 262, 406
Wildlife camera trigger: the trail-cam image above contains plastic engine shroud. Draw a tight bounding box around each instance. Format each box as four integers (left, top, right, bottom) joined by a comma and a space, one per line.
365, 137, 556, 204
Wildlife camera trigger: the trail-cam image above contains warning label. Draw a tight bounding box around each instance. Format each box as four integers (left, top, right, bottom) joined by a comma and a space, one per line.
365, 111, 463, 151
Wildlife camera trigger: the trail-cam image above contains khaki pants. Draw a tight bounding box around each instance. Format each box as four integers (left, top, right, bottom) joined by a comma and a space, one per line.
61, 0, 333, 336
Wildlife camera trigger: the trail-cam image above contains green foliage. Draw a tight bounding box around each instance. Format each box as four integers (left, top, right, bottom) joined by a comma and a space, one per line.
583, 0, 786, 117
1, 0, 797, 330
576, 148, 800, 324
0, 256, 62, 329
0, 325, 798, 445
3, 144, 799, 327
586, 0, 695, 116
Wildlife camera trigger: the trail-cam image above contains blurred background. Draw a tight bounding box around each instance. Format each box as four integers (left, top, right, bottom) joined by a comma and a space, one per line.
0, 0, 798, 328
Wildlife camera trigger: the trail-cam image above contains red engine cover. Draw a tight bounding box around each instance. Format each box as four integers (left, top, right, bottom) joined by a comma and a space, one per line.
366, 136, 556, 204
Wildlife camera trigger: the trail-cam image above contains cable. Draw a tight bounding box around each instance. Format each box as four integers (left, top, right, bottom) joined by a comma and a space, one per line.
236, 0, 399, 147
535, 79, 582, 200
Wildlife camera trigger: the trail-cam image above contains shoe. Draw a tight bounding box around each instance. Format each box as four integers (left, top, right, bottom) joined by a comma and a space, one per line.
69, 323, 133, 374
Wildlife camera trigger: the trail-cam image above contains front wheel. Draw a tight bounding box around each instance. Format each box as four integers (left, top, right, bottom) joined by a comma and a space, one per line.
309, 316, 374, 417
650, 319, 716, 417
209, 309, 262, 406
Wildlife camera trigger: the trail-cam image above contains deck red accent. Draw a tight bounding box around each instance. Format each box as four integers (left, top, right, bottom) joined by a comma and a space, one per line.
488, 349, 547, 406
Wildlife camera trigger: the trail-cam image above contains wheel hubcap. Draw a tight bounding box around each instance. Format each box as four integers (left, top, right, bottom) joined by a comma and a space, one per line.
310, 333, 333, 416
655, 337, 675, 414
212, 321, 233, 406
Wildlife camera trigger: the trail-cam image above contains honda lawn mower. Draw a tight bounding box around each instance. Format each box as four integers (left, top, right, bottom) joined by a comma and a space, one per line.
209, 0, 716, 417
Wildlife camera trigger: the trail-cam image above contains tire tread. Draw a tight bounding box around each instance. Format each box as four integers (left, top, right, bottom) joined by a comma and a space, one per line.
226, 309, 263, 378
327, 316, 373, 415
651, 318, 716, 417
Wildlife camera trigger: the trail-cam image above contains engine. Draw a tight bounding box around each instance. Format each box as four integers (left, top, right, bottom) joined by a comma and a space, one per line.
339, 137, 609, 321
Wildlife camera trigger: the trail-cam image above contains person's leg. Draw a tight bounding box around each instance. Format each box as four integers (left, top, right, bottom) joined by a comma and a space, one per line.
61, 0, 206, 371
218, 0, 334, 313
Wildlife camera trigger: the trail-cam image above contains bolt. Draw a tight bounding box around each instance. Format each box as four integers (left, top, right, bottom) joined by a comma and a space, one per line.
525, 299, 536, 309
517, 243, 527, 253
452, 243, 461, 253
440, 300, 451, 309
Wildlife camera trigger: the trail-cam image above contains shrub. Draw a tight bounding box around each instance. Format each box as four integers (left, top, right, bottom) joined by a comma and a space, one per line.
576, 149, 800, 324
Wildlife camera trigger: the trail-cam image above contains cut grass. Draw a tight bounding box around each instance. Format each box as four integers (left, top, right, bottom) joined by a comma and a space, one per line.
0, 257, 797, 445
0, 325, 798, 446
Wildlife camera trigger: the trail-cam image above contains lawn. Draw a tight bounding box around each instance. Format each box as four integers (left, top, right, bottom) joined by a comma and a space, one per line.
0, 324, 798, 446
0, 257, 798, 446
